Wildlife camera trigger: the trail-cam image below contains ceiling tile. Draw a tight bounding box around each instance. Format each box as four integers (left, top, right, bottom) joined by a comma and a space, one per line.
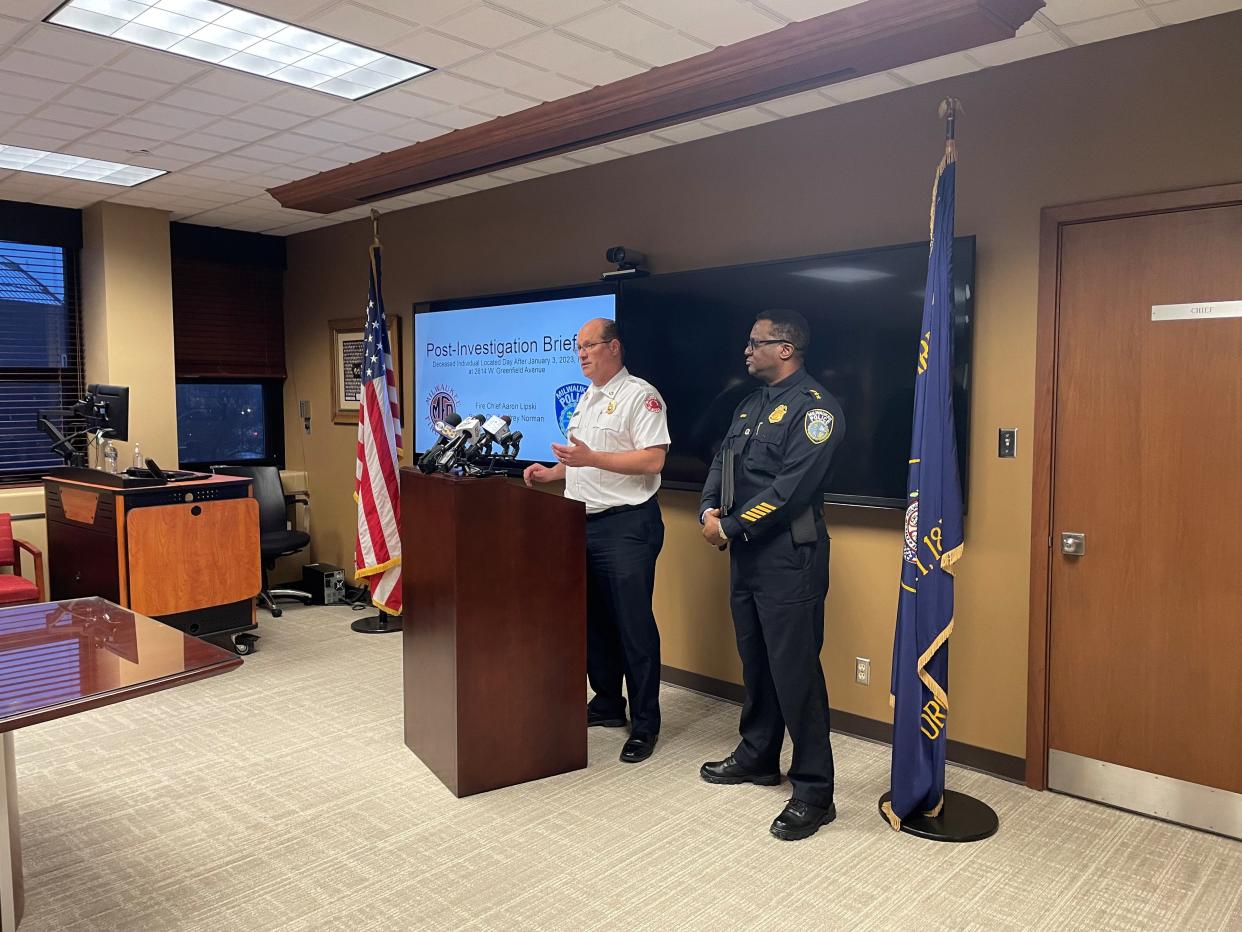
160, 88, 247, 116
107, 117, 189, 142
309, 3, 419, 48
758, 88, 838, 117
490, 163, 548, 181
891, 52, 979, 85
824, 72, 909, 102
363, 0, 476, 27
2, 72, 68, 101
83, 69, 174, 101
560, 144, 623, 164
16, 23, 119, 65
292, 155, 345, 172
260, 132, 336, 155
11, 116, 88, 141
107, 47, 209, 83
173, 130, 247, 151
509, 69, 590, 102
435, 5, 543, 46
234, 142, 307, 164
701, 106, 776, 132
58, 87, 144, 116
755, 0, 867, 21
386, 28, 485, 67
263, 88, 348, 118
423, 106, 491, 129
562, 7, 712, 66
37, 103, 119, 129
504, 30, 647, 85
316, 105, 409, 133
188, 69, 284, 103
320, 142, 377, 162
0, 16, 26, 45
295, 119, 371, 143
383, 119, 450, 142
78, 128, 163, 153
453, 51, 548, 87
147, 142, 221, 164
1061, 10, 1158, 42
0, 0, 62, 21
129, 103, 215, 130
466, 89, 538, 116
202, 120, 276, 143
1150, 0, 1242, 25
363, 90, 452, 119
490, 0, 607, 26
649, 120, 721, 144
453, 173, 510, 190
230, 105, 307, 131
621, 0, 782, 47
0, 95, 41, 117
1040, 0, 1140, 25
0, 47, 96, 82
411, 71, 496, 103
966, 31, 1066, 67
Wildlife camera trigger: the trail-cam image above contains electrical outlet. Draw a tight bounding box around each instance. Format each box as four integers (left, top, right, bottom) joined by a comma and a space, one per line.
854, 657, 871, 685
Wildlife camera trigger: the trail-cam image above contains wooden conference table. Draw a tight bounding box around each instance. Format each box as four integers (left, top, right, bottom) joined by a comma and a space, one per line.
0, 597, 242, 929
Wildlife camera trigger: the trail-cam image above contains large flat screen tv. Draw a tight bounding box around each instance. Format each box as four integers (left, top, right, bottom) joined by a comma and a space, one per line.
618, 237, 975, 508
412, 285, 616, 457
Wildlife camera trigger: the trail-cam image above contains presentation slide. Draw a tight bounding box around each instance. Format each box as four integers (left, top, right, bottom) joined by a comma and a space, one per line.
414, 292, 616, 459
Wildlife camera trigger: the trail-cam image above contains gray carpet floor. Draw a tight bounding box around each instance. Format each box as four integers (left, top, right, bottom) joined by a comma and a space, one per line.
11, 603, 1242, 931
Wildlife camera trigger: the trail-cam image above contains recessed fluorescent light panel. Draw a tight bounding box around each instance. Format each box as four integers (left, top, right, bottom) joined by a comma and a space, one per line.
0, 146, 165, 185
46, 0, 432, 100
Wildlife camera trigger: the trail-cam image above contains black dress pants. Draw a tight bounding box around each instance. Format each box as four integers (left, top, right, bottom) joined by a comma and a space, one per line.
729, 530, 834, 808
584, 496, 664, 735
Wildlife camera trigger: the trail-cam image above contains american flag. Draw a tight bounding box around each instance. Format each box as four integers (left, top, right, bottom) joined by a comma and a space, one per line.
353, 246, 403, 615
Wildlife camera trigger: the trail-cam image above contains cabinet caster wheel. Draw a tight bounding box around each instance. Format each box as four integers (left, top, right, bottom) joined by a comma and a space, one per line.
233, 634, 259, 656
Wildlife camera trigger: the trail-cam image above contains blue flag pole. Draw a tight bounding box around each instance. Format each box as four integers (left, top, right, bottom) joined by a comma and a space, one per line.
878, 99, 997, 842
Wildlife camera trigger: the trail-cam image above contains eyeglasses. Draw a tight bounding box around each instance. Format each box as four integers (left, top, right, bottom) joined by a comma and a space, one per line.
745, 338, 795, 351
579, 339, 615, 352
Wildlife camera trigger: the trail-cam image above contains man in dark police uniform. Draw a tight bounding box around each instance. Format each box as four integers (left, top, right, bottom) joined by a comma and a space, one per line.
698, 309, 845, 841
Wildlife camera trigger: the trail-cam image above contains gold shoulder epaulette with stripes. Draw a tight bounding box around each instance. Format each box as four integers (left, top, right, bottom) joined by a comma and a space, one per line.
740, 501, 778, 523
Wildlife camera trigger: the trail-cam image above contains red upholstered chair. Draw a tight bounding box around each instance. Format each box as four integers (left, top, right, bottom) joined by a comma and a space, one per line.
0, 514, 44, 607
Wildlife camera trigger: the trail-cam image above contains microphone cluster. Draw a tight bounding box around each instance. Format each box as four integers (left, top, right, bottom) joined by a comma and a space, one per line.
417, 411, 524, 475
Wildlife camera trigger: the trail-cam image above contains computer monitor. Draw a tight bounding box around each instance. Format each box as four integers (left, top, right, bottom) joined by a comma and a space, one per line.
85, 383, 129, 441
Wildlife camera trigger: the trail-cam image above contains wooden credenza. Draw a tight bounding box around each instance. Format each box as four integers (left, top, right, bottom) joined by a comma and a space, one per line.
43, 471, 261, 639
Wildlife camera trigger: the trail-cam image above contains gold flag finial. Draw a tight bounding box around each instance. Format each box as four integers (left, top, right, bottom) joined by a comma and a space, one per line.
369, 208, 381, 247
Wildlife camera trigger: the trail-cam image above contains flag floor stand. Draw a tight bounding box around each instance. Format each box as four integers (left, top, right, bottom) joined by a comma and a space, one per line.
351, 613, 403, 634
877, 790, 998, 842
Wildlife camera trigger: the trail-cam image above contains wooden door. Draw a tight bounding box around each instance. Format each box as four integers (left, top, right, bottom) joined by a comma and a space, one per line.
1047, 203, 1242, 825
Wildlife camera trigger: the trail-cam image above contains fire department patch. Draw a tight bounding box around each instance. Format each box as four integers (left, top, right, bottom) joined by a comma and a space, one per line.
645, 395, 662, 413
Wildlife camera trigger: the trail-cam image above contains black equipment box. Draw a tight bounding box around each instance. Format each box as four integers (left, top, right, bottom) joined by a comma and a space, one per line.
302, 563, 345, 605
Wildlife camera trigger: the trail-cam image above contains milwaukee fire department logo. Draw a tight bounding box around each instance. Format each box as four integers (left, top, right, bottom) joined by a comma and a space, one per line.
425, 384, 458, 431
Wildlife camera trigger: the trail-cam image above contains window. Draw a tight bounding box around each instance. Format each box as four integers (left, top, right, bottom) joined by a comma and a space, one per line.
0, 239, 83, 486
176, 379, 284, 470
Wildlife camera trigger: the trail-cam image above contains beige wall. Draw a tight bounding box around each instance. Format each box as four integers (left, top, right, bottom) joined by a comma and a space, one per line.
282, 16, 1242, 758
81, 202, 179, 468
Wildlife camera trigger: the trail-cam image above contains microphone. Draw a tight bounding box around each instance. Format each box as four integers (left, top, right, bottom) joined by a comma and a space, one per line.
464, 414, 512, 462
505, 430, 523, 458
417, 412, 462, 472
436, 413, 486, 470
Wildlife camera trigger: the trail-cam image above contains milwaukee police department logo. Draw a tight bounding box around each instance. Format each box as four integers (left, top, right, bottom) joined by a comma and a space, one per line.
803, 408, 834, 445
555, 383, 587, 437
425, 384, 458, 431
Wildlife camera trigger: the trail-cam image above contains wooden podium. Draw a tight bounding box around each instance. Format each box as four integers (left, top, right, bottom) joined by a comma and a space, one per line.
400, 469, 586, 797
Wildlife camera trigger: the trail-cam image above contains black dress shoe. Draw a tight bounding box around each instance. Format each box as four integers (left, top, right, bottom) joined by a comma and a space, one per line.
699, 754, 781, 786
769, 798, 836, 841
620, 732, 657, 763
587, 707, 627, 728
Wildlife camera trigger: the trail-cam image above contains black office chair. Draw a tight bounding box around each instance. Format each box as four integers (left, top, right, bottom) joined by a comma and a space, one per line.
214, 466, 312, 617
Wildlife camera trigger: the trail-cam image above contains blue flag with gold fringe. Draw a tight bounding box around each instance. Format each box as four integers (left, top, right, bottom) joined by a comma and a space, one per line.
882, 128, 965, 830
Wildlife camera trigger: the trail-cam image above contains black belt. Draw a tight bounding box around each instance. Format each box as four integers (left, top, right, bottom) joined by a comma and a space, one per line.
586, 496, 656, 521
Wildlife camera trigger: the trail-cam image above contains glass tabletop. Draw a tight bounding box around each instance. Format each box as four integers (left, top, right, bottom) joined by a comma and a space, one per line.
0, 597, 242, 731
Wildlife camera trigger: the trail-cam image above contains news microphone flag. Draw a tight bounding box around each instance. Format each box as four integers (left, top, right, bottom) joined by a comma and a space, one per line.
353, 242, 403, 615
883, 121, 964, 830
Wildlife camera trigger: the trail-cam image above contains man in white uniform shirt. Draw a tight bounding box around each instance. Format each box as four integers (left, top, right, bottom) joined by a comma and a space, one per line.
523, 317, 670, 763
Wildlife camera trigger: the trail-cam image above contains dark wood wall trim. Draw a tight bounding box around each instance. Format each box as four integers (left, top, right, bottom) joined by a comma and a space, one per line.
1026, 181, 1242, 790
662, 664, 1025, 782
271, 0, 1042, 214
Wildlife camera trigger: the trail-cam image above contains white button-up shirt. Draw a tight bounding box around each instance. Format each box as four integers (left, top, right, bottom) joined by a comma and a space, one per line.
563, 368, 670, 514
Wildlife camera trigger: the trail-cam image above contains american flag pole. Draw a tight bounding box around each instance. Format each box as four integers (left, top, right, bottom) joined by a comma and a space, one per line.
351, 209, 405, 634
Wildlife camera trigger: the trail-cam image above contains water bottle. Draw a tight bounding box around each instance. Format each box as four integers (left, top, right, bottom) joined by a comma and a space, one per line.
103, 441, 118, 475
133, 442, 143, 470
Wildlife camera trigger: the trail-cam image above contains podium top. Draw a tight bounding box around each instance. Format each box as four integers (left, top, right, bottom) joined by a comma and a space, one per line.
43, 467, 248, 493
